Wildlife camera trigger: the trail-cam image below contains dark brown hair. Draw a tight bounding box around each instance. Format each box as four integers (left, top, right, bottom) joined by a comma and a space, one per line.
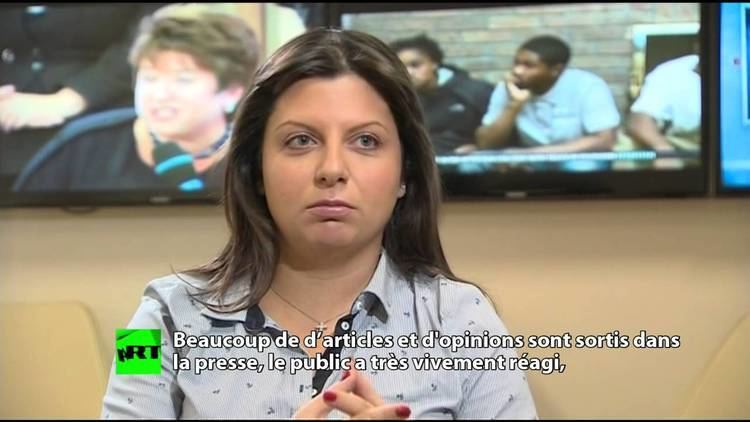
190, 28, 472, 312
128, 4, 260, 89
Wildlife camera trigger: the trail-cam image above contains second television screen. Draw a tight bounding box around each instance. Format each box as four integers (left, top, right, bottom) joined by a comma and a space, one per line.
340, 3, 703, 178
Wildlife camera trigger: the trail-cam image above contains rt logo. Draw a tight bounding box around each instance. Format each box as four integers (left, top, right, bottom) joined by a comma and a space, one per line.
115, 329, 161, 375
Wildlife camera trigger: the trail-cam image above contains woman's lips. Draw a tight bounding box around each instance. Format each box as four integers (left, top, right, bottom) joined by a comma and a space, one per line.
307, 205, 353, 219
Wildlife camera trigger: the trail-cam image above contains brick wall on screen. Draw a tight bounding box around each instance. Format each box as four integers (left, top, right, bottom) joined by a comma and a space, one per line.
347, 3, 699, 118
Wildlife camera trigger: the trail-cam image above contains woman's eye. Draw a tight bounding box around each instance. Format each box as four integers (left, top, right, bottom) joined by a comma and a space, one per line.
287, 134, 316, 148
355, 134, 380, 149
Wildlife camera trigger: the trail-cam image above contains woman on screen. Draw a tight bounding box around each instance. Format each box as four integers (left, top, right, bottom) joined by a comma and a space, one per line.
14, 4, 259, 193
101, 28, 537, 419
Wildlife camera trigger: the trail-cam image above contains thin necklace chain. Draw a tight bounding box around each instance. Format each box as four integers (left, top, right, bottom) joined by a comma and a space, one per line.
269, 287, 350, 332
269, 255, 379, 332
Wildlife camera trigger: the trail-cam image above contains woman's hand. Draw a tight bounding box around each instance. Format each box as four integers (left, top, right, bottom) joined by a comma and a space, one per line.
293, 368, 411, 419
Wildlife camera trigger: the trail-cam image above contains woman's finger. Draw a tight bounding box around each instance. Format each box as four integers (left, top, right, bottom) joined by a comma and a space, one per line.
350, 367, 386, 406
292, 370, 358, 419
321, 389, 373, 417
352, 403, 412, 420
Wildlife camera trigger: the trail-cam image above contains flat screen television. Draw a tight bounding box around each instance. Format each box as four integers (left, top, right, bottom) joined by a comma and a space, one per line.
718, 2, 750, 194
0, 2, 309, 207
332, 2, 710, 199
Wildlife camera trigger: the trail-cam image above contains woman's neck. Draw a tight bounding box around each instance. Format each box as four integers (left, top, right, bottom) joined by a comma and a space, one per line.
267, 240, 383, 319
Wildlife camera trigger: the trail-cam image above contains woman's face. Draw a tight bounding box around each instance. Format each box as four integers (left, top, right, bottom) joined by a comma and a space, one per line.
135, 50, 236, 141
261, 73, 405, 252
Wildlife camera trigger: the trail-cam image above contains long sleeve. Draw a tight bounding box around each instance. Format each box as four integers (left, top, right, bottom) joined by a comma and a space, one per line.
442, 282, 538, 419
101, 292, 183, 419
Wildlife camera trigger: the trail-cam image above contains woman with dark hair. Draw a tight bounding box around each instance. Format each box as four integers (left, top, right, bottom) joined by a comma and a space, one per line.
101, 28, 537, 419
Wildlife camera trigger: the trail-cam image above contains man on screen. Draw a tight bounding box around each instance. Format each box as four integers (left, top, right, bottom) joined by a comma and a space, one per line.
390, 34, 494, 156
476, 35, 620, 162
625, 54, 701, 169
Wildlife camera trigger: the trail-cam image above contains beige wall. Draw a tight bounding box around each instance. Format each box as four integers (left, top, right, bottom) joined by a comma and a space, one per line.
1, 198, 748, 418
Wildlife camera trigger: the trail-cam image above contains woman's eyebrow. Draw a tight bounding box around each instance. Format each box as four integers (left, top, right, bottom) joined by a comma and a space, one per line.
273, 120, 389, 136
346, 121, 389, 134
273, 120, 316, 134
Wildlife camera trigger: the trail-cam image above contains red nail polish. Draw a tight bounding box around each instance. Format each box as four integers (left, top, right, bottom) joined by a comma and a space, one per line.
396, 405, 411, 418
342, 370, 350, 380
323, 391, 337, 402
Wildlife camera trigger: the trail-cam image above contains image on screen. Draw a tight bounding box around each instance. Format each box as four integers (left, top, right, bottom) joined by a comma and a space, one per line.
0, 2, 310, 204
719, 2, 750, 191
341, 3, 703, 176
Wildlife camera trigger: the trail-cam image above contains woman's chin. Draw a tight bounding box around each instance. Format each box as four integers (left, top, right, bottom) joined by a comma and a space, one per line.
305, 225, 359, 248
310, 235, 356, 249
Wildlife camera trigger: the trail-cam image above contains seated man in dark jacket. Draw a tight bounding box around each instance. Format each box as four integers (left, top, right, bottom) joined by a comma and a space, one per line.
391, 34, 494, 156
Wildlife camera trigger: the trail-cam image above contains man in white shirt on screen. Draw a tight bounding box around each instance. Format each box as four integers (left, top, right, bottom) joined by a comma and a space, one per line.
476, 35, 620, 171
626, 54, 701, 169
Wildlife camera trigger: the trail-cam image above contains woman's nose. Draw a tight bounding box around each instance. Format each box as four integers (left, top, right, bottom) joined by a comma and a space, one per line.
315, 143, 348, 187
